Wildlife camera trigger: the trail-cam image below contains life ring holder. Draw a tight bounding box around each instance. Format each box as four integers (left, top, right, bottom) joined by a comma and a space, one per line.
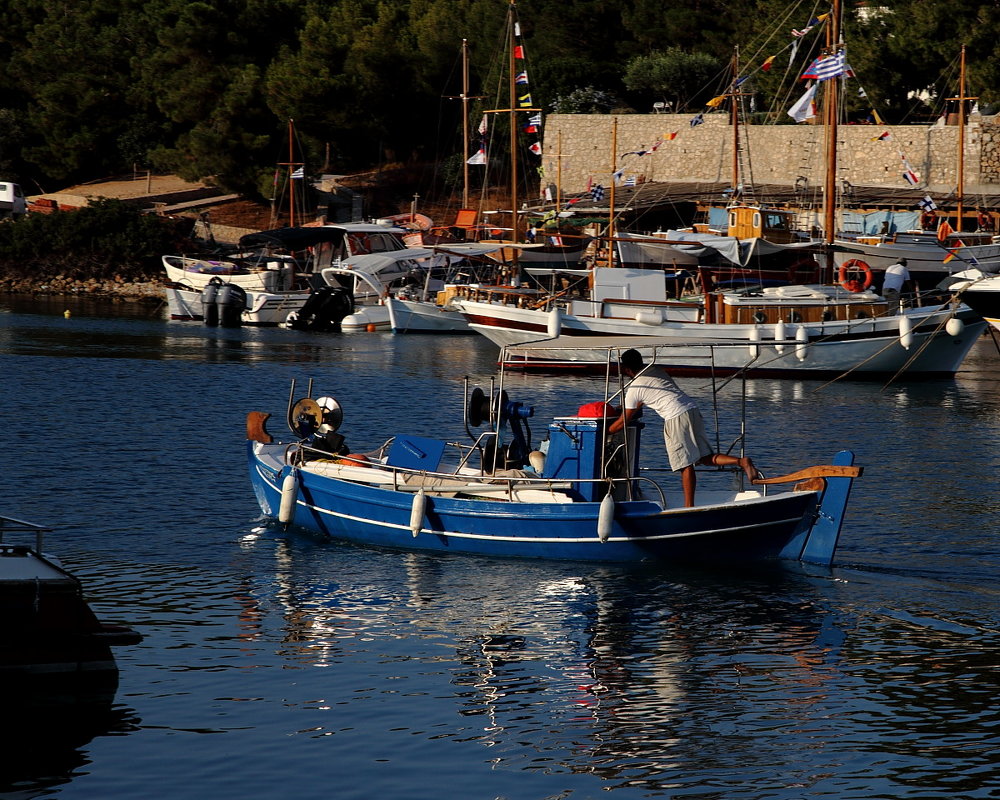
838, 259, 873, 293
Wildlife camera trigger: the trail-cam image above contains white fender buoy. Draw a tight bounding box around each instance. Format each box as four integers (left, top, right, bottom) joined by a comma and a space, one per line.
898, 315, 914, 350
795, 325, 809, 362
634, 308, 663, 326
546, 307, 562, 338
597, 493, 615, 543
946, 317, 965, 337
410, 489, 426, 537
773, 320, 787, 353
748, 325, 761, 358
278, 470, 298, 525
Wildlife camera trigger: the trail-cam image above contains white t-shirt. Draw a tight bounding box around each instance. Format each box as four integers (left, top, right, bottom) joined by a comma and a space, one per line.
623, 368, 697, 422
882, 262, 910, 292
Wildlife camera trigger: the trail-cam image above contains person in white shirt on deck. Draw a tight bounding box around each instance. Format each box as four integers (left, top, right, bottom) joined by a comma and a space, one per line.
882, 258, 911, 315
607, 349, 757, 508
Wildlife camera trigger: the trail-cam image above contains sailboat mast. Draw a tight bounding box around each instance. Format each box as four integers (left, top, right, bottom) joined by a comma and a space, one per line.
956, 44, 967, 233
508, 2, 519, 245
462, 39, 471, 209
608, 116, 617, 268
556, 129, 562, 216
731, 47, 740, 193
822, 0, 840, 250
288, 118, 296, 228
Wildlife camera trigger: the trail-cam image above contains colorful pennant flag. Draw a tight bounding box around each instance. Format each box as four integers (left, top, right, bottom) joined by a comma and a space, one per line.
901, 159, 920, 185
706, 95, 726, 108
515, 71, 529, 84
467, 148, 486, 166
943, 242, 966, 263
290, 167, 304, 179
937, 220, 954, 241
590, 184, 605, 201
478, 115, 488, 135
517, 93, 533, 108
513, 45, 524, 59
690, 114, 704, 127
871, 131, 891, 141
761, 55, 776, 72
529, 142, 542, 155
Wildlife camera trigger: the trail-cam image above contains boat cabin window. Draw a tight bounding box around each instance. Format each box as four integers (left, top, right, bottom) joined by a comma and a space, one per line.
764, 213, 790, 231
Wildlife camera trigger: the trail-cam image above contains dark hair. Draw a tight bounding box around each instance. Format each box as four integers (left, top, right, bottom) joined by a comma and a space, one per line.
899, 258, 907, 265
620, 348, 644, 372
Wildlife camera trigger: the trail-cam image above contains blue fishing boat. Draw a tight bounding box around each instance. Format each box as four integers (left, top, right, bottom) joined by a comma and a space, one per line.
246, 348, 861, 566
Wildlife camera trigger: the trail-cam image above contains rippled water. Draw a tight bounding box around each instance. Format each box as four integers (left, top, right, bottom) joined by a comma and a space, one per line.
3, 296, 999, 799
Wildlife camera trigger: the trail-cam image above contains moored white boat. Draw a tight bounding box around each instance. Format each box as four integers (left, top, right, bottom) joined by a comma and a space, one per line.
939, 267, 1000, 333
163, 253, 297, 292
166, 282, 312, 326
386, 292, 475, 333
455, 266, 985, 378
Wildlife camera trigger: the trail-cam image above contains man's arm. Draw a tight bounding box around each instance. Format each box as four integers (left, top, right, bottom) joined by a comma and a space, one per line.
607, 406, 641, 434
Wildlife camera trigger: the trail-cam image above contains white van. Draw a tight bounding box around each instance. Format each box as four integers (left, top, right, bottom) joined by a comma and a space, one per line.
0, 182, 26, 219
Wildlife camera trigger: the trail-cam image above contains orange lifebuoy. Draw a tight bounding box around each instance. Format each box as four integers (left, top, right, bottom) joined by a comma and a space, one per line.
920, 211, 937, 230
838, 259, 873, 293
978, 211, 991, 231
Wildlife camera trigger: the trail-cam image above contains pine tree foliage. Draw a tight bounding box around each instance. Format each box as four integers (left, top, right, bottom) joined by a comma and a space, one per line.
0, 0, 993, 194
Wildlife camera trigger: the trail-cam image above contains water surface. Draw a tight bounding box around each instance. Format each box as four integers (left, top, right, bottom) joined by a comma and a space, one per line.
3, 297, 999, 799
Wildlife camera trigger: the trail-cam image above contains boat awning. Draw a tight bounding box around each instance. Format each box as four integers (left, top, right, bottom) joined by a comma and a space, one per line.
331, 248, 436, 276
430, 243, 506, 258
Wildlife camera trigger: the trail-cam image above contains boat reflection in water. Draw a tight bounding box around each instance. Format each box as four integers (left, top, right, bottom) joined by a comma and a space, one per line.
235, 536, 848, 784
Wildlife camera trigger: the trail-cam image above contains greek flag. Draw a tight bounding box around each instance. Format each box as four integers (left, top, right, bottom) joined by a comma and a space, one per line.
814, 51, 846, 81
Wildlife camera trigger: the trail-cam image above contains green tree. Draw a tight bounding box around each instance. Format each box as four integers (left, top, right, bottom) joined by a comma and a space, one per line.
623, 48, 724, 111
7, 1, 157, 182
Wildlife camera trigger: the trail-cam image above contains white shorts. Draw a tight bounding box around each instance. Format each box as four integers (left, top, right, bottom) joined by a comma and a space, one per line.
662, 409, 714, 471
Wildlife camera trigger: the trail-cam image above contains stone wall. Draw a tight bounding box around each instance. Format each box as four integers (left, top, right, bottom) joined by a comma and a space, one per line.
542, 113, 1000, 195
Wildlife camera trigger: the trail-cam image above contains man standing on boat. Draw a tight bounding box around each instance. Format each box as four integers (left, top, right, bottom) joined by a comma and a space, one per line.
882, 258, 911, 314
608, 349, 756, 508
